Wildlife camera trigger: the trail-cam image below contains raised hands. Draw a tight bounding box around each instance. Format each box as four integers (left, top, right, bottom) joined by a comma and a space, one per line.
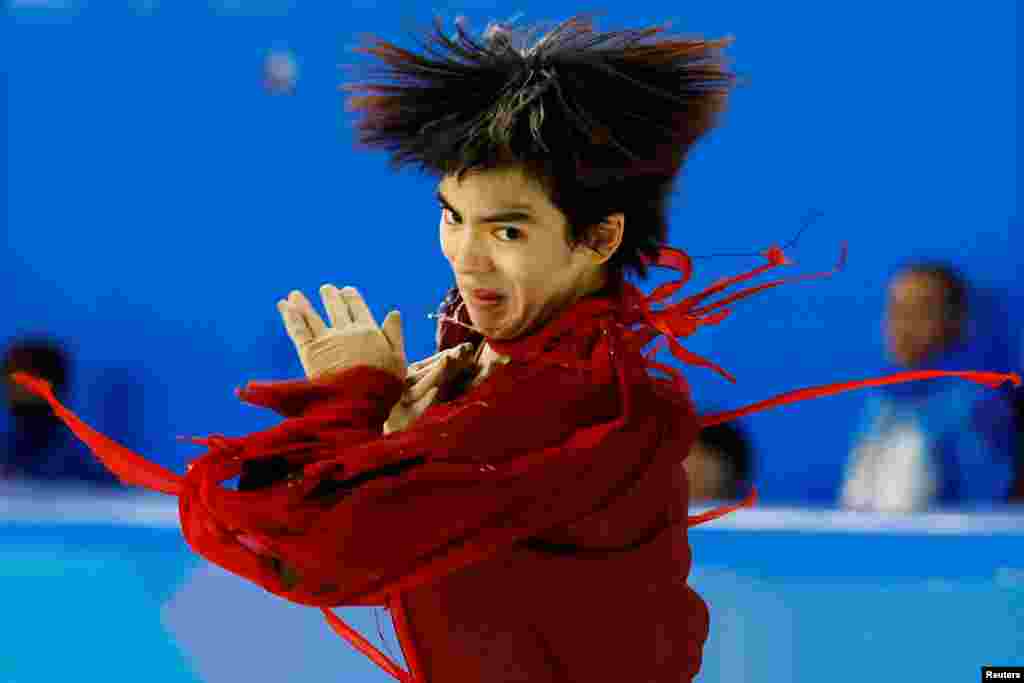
384, 342, 477, 434
277, 285, 406, 383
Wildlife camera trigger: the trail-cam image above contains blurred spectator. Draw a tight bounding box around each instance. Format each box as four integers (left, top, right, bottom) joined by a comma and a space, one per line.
1011, 340, 1024, 503
840, 263, 1016, 512
262, 49, 298, 96
685, 421, 753, 502
2, 338, 119, 487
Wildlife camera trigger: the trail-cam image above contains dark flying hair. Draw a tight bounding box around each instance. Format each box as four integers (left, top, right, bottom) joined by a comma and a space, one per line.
3, 338, 70, 397
697, 420, 753, 499
342, 13, 735, 284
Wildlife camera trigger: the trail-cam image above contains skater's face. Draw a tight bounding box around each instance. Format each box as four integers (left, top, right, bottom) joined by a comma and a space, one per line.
885, 272, 960, 368
438, 165, 623, 340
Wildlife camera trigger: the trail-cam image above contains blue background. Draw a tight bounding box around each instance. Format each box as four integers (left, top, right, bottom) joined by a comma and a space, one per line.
4, 1, 1020, 503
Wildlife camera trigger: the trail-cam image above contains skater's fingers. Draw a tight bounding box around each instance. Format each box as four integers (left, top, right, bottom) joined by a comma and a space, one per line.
407, 357, 450, 401
278, 300, 314, 347
409, 386, 440, 414
408, 352, 445, 374
287, 290, 328, 338
409, 343, 474, 373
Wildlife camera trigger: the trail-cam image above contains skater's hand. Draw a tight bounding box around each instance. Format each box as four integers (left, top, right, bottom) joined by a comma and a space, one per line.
277, 285, 406, 383
384, 343, 477, 435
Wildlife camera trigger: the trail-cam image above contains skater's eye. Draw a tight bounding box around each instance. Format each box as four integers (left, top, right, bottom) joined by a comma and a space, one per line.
494, 227, 524, 242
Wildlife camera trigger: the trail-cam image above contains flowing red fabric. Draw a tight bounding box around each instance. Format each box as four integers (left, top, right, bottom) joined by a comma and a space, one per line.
9, 243, 1020, 683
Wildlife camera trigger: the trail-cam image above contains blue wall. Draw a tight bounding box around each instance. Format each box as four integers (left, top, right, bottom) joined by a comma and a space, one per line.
5, 2, 1019, 502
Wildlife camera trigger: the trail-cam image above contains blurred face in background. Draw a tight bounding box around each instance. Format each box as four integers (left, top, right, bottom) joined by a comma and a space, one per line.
684, 440, 733, 502
884, 271, 961, 368
437, 164, 622, 341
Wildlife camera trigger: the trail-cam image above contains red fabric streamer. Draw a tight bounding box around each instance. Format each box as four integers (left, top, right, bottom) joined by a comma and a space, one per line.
9, 244, 1019, 682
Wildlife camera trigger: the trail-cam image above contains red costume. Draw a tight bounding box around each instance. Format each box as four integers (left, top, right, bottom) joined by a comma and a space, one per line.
11, 245, 1019, 682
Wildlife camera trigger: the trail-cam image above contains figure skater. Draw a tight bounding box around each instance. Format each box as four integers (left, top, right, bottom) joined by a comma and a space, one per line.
11, 14, 1018, 683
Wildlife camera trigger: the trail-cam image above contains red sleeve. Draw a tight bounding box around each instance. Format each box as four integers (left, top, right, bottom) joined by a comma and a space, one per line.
181, 355, 663, 612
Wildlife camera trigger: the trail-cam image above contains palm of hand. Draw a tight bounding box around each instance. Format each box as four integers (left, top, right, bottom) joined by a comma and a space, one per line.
277, 285, 407, 382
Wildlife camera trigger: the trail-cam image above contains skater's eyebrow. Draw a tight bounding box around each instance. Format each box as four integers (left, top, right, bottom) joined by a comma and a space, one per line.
436, 191, 536, 224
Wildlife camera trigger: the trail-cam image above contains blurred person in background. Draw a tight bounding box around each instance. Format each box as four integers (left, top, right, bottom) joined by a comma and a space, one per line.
2, 338, 119, 487
840, 263, 1017, 512
262, 49, 298, 96
685, 421, 753, 502
1011, 339, 1024, 502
